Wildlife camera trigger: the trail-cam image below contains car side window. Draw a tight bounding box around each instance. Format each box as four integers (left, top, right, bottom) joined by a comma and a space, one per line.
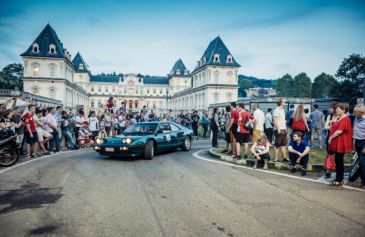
158, 123, 171, 133
170, 123, 180, 132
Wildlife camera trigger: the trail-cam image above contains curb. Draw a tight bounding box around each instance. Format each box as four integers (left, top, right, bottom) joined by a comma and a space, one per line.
208, 148, 351, 172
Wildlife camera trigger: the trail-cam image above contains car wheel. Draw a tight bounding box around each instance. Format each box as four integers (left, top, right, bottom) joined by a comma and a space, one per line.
181, 137, 191, 151
144, 140, 154, 160
349, 154, 360, 182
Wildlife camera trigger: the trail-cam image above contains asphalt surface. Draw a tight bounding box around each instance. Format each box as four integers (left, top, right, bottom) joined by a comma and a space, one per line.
0, 140, 364, 237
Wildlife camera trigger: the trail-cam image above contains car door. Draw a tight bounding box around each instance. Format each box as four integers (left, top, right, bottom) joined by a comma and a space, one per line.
170, 123, 184, 147
156, 123, 174, 150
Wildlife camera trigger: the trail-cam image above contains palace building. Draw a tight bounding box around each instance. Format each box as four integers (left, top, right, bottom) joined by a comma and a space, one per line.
21, 24, 240, 112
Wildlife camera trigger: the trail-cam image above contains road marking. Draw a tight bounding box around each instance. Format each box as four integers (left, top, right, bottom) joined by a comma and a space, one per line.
193, 150, 365, 193
0, 151, 72, 175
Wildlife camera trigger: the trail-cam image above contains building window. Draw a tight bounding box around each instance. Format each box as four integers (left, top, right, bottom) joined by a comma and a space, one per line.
49, 88, 56, 99
32, 66, 40, 77
105, 88, 108, 93
79, 64, 84, 70
184, 69, 189, 75
91, 87, 94, 93
98, 87, 101, 93
227, 55, 233, 63
32, 43, 39, 53
49, 44, 56, 54
176, 69, 180, 75
213, 54, 220, 62
50, 67, 55, 77
160, 89, 163, 94
136, 89, 139, 94
153, 89, 156, 94
112, 87, 116, 93
124, 88, 127, 94
91, 101, 95, 108
147, 89, 150, 94
213, 71, 219, 83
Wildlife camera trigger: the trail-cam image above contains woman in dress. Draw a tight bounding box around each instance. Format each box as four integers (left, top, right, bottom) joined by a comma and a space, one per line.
328, 103, 353, 186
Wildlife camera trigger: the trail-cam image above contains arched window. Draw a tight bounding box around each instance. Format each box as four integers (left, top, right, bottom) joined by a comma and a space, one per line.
32, 86, 40, 96
32, 63, 40, 77
49, 44, 56, 54
184, 69, 189, 75
49, 63, 56, 77
226, 55, 233, 63
213, 54, 220, 62
213, 71, 219, 84
79, 64, 84, 70
176, 69, 180, 75
227, 71, 234, 83
32, 43, 39, 53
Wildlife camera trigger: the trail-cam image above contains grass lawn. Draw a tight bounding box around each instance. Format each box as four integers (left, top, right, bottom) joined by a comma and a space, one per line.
214, 145, 354, 164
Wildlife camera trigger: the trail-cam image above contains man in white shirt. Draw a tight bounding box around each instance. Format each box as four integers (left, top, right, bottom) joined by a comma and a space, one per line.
273, 98, 288, 162
88, 111, 99, 141
75, 110, 85, 138
44, 107, 61, 152
252, 103, 264, 141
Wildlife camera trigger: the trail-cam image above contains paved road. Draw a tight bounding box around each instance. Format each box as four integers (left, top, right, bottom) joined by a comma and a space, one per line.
0, 140, 364, 237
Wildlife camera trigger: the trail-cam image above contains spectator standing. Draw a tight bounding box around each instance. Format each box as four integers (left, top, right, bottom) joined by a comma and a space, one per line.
328, 104, 353, 186
210, 108, 220, 147
222, 106, 231, 153
273, 98, 289, 162
286, 104, 295, 134
291, 104, 309, 135
11, 107, 25, 146
35, 109, 52, 155
112, 113, 120, 136
304, 108, 311, 145
227, 102, 239, 157
252, 103, 264, 141
201, 110, 208, 138
103, 110, 111, 137
310, 104, 324, 148
45, 107, 60, 153
61, 111, 76, 150
236, 103, 254, 160
106, 97, 115, 113
191, 110, 200, 139
288, 132, 310, 176
23, 105, 39, 158
264, 108, 274, 144
352, 104, 365, 188
75, 110, 85, 138
88, 111, 99, 141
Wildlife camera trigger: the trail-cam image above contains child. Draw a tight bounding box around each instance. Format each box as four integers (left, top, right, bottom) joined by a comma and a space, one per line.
251, 132, 270, 169
78, 121, 94, 146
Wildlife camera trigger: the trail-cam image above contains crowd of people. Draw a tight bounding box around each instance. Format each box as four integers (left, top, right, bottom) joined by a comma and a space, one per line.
209, 99, 364, 187
1, 94, 364, 188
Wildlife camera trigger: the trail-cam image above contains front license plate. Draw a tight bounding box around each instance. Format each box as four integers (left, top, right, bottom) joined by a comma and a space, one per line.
105, 147, 114, 152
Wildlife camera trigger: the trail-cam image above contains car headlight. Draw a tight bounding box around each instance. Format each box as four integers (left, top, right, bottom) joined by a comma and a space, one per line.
122, 138, 132, 144
96, 138, 104, 144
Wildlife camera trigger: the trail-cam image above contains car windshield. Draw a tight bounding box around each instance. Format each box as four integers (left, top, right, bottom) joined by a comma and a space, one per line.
122, 123, 157, 135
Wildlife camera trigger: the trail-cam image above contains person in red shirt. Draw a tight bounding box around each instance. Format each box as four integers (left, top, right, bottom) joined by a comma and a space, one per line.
106, 97, 115, 113
328, 103, 353, 186
227, 102, 239, 156
236, 103, 254, 159
24, 104, 39, 158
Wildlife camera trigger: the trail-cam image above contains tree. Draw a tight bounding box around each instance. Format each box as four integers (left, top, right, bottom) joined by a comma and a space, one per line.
312, 73, 336, 98
331, 53, 365, 105
238, 79, 253, 89
276, 73, 293, 97
293, 72, 312, 97
0, 63, 23, 90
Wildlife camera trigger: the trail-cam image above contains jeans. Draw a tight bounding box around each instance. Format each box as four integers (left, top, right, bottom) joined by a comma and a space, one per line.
202, 124, 208, 138
334, 152, 345, 182
192, 124, 198, 137
212, 128, 218, 147
289, 152, 309, 170
355, 139, 365, 184
50, 130, 61, 152
62, 129, 76, 149
264, 127, 273, 143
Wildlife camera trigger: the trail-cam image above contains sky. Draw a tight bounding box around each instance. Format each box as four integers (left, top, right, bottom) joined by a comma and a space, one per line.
0, 0, 364, 79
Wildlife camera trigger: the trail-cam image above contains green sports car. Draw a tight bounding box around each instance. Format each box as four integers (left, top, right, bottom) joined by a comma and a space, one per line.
94, 122, 194, 159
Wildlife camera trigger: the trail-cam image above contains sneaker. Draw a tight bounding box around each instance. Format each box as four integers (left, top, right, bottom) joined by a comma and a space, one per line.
325, 173, 331, 179
244, 155, 248, 160
290, 168, 296, 173
301, 170, 307, 176
236, 155, 242, 160
283, 158, 290, 163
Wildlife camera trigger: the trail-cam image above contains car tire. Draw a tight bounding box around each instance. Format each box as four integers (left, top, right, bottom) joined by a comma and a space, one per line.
181, 136, 191, 151
144, 140, 154, 160
349, 154, 360, 182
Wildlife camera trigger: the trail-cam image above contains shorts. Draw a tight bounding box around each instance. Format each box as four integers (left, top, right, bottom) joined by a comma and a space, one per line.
274, 129, 288, 147
311, 125, 322, 134
36, 128, 52, 142
16, 134, 24, 144
255, 153, 270, 161
237, 132, 250, 145
25, 131, 38, 145
225, 132, 231, 143
230, 124, 238, 139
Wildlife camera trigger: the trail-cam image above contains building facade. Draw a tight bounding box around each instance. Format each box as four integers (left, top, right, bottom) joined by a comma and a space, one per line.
21, 24, 240, 112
